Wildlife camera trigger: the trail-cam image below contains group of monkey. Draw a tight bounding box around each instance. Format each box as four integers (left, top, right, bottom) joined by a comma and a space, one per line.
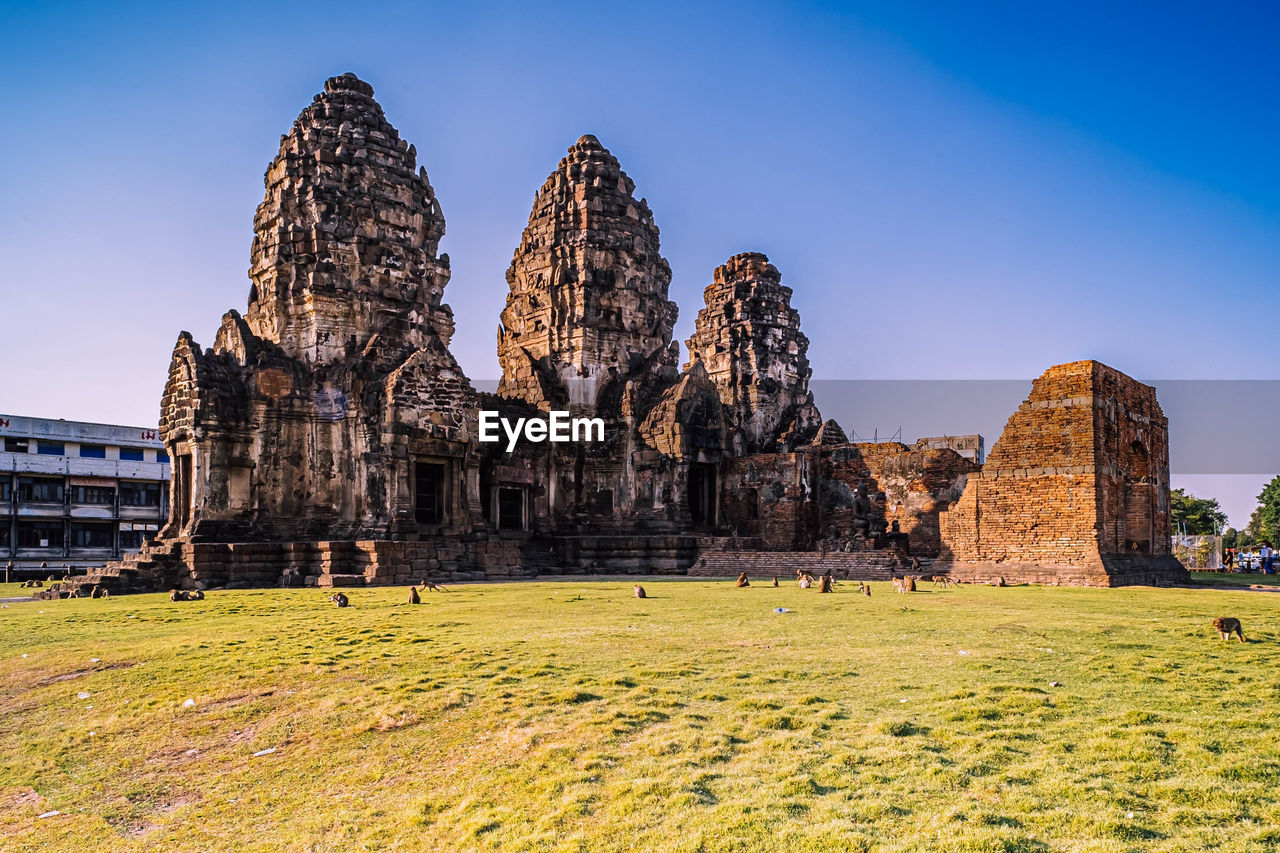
327, 580, 449, 608
730, 570, 960, 596
160, 571, 1251, 644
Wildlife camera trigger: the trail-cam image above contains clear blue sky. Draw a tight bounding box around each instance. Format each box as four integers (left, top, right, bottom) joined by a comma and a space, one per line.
1, 1, 1276, 524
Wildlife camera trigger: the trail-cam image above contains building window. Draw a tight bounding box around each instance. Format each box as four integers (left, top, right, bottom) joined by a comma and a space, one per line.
72, 485, 115, 505
0, 525, 9, 548
18, 477, 64, 503
497, 488, 526, 531
70, 522, 113, 549
2, 437, 29, 453
0, 479, 10, 502
119, 481, 161, 507
119, 447, 145, 462
79, 444, 107, 459
414, 462, 446, 525
156, 450, 170, 464
17, 521, 64, 549
37, 441, 65, 456
119, 529, 144, 549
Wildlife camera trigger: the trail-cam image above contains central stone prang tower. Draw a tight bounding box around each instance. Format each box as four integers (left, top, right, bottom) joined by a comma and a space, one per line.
685, 252, 821, 454
497, 134, 680, 413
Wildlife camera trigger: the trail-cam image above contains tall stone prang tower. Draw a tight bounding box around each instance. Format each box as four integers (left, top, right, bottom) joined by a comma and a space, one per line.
156, 73, 481, 546
686, 253, 821, 454
244, 72, 455, 365
497, 134, 680, 412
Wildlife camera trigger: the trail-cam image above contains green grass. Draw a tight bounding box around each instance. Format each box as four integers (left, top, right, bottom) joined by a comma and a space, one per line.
2, 579, 1278, 851
1190, 571, 1280, 589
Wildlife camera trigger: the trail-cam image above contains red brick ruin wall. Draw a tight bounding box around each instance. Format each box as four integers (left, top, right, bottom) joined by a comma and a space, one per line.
937, 361, 1184, 585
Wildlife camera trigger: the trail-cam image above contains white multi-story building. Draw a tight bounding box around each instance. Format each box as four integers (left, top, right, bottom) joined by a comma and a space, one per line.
0, 415, 169, 569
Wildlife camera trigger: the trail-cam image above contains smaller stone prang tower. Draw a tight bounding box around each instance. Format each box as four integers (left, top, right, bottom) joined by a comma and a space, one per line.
685, 252, 821, 453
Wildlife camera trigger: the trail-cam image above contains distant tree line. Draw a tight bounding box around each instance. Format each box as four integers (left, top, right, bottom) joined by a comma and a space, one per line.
1215, 474, 1280, 550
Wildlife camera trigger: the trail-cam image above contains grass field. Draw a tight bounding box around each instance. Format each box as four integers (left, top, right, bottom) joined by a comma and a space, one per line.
2, 576, 1279, 852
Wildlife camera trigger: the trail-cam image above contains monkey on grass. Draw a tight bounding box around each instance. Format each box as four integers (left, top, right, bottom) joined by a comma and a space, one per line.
1213, 617, 1247, 643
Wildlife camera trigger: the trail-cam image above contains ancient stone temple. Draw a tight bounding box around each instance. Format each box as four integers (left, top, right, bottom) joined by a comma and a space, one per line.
77, 73, 1184, 595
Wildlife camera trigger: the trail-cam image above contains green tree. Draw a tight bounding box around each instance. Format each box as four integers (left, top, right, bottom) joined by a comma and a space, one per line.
1169, 488, 1228, 535
1252, 475, 1280, 545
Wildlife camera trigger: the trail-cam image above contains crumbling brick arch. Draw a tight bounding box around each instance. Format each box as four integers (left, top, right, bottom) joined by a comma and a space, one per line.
1122, 439, 1154, 553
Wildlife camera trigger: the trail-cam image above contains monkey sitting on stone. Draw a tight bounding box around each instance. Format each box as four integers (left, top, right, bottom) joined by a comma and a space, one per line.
331, 592, 349, 608
408, 585, 421, 605
735, 573, 750, 588
633, 584, 647, 599
1213, 617, 1247, 643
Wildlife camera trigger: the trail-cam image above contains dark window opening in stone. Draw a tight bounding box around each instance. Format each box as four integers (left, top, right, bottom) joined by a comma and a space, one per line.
497, 487, 526, 531
415, 462, 446, 525
0, 479, 10, 502
18, 477, 63, 504
688, 463, 717, 527
119, 529, 144, 550
175, 455, 193, 529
